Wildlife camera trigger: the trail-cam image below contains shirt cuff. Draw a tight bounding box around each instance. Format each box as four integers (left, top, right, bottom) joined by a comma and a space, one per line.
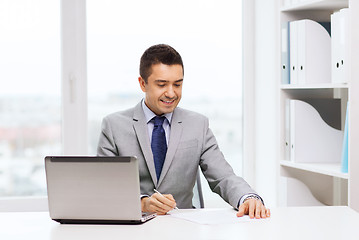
237, 193, 264, 208
141, 194, 149, 199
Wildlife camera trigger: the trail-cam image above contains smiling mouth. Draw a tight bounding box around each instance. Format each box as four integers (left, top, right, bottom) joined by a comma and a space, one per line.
161, 99, 176, 105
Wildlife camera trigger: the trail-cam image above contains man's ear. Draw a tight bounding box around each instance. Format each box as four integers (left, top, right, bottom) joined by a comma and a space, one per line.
138, 77, 146, 92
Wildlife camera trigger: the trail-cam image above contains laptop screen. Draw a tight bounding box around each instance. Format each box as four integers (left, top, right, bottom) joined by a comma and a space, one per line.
45, 156, 147, 223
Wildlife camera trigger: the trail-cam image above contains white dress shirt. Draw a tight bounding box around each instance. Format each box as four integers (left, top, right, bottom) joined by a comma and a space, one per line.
141, 99, 172, 145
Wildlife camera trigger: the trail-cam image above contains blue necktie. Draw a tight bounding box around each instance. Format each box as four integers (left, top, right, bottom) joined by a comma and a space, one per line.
151, 116, 167, 180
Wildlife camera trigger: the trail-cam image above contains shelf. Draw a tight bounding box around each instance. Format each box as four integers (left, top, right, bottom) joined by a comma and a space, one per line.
281, 0, 348, 12
280, 160, 348, 179
280, 84, 348, 98
281, 83, 349, 89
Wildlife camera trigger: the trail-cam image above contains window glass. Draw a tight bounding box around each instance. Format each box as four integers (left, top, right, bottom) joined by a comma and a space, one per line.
0, 0, 61, 196
87, 0, 242, 207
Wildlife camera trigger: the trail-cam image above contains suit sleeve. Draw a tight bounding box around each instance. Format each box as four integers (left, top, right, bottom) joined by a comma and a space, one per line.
199, 117, 258, 209
97, 117, 118, 156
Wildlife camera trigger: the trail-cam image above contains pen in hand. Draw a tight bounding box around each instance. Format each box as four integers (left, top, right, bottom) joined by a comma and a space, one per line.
154, 189, 179, 210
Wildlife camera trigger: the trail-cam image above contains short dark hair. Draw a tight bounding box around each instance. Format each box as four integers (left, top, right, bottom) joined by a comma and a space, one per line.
139, 44, 184, 82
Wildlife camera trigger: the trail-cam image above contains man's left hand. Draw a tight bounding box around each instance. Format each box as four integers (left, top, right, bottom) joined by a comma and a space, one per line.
237, 198, 270, 219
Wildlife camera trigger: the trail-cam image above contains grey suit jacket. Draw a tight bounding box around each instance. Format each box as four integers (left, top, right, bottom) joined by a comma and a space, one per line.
97, 102, 257, 209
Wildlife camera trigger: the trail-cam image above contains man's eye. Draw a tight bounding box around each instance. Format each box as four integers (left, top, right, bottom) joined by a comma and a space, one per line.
174, 84, 182, 87
158, 84, 165, 87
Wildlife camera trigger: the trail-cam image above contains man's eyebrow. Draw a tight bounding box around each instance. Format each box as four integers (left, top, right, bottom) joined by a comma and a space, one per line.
155, 79, 183, 83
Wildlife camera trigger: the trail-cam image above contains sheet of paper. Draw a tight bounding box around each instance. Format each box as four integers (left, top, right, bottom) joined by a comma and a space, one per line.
169, 208, 265, 225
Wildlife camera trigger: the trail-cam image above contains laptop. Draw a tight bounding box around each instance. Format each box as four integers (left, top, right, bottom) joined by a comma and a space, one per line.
45, 156, 156, 224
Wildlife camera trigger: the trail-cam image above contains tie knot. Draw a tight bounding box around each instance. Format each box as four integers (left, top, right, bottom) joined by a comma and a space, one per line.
153, 116, 166, 127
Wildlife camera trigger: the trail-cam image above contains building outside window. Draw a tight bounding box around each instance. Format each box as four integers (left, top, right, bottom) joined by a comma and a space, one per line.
0, 1, 243, 208
0, 0, 61, 196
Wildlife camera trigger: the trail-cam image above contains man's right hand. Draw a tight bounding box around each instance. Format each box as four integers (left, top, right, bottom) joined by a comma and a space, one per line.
141, 192, 177, 215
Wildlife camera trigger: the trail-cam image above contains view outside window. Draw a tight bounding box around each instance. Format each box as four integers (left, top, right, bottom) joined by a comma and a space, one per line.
0, 1, 61, 196
87, 0, 243, 207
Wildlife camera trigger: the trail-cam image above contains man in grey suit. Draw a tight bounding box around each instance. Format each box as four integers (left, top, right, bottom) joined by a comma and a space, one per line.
97, 44, 270, 219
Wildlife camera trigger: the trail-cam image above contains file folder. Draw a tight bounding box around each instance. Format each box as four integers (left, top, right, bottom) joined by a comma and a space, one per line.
340, 8, 349, 83
331, 11, 341, 83
289, 20, 331, 85
331, 8, 349, 84
285, 99, 290, 160
341, 103, 348, 173
281, 21, 290, 84
289, 99, 343, 163
290, 21, 298, 84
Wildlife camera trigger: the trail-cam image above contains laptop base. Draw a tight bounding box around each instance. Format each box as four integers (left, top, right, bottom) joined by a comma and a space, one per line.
53, 212, 157, 225
53, 217, 153, 225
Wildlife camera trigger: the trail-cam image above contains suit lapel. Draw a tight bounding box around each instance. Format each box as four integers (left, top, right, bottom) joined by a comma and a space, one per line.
132, 103, 158, 185
157, 108, 183, 187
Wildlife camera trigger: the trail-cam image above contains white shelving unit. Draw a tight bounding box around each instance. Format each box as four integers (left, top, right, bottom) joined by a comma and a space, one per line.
280, 160, 348, 179
282, 0, 348, 11
278, 0, 359, 211
281, 83, 348, 89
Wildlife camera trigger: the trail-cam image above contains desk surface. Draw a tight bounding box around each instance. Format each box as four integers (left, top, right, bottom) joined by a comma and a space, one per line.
1, 206, 359, 240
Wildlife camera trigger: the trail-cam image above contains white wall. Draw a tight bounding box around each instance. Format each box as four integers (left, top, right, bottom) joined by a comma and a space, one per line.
256, 0, 279, 207
243, 0, 279, 207
349, 0, 359, 211
254, 0, 279, 208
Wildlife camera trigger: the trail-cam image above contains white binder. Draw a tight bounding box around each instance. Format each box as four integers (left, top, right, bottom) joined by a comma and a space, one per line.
290, 20, 331, 85
331, 11, 341, 83
289, 100, 343, 163
290, 21, 298, 84
297, 20, 306, 85
281, 22, 290, 84
340, 8, 349, 83
331, 8, 349, 84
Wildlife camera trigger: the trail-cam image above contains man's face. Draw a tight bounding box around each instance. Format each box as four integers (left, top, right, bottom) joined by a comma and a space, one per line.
139, 63, 183, 116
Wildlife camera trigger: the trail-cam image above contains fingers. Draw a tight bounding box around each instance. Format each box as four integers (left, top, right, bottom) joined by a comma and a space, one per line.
254, 200, 260, 218
153, 193, 177, 211
248, 199, 256, 219
164, 193, 176, 203
265, 208, 271, 218
155, 193, 177, 209
261, 203, 267, 218
236, 199, 270, 219
236, 203, 246, 217
145, 193, 177, 215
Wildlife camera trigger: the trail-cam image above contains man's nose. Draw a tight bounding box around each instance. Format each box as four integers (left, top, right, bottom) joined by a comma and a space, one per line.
165, 86, 176, 98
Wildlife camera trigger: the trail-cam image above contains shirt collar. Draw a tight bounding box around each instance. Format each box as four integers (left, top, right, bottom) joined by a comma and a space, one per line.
141, 99, 173, 124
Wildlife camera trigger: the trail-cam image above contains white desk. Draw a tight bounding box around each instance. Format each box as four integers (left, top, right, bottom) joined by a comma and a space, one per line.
1, 206, 359, 240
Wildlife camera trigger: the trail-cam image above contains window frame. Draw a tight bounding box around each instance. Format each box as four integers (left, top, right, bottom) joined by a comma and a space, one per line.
61, 0, 88, 155
0, 0, 256, 211
0, 0, 88, 211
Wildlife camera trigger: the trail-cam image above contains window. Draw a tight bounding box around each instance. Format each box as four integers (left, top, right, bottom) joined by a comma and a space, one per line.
0, 0, 61, 196
87, 0, 243, 207
0, 0, 243, 207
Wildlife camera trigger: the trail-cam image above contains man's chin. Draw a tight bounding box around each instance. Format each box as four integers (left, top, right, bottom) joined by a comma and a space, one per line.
159, 105, 177, 114
161, 108, 175, 114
